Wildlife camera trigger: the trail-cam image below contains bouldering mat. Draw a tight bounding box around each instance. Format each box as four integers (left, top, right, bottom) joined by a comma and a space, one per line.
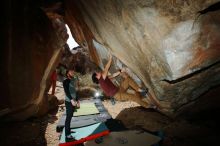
56, 112, 112, 132
59, 122, 110, 146
74, 103, 99, 117
84, 130, 161, 146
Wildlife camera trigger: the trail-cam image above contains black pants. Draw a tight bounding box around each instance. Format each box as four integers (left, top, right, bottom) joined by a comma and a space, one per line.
65, 101, 74, 136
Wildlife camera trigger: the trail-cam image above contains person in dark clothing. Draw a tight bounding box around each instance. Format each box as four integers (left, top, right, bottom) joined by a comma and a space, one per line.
50, 69, 57, 95
63, 69, 80, 142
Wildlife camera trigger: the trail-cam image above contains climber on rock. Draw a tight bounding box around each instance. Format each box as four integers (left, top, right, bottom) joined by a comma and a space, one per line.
92, 53, 156, 109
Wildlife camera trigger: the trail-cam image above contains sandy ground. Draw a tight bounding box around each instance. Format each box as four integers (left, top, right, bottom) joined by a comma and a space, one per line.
0, 80, 219, 146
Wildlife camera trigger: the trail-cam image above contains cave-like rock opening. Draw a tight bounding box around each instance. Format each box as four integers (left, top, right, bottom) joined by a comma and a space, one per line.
1, 0, 220, 145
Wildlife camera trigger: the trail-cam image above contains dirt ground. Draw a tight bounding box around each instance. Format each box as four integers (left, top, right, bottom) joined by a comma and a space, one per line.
0, 81, 219, 146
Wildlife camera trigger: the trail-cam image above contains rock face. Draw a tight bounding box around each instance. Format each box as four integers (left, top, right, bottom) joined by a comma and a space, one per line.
65, 0, 220, 114
1, 0, 67, 120
59, 45, 98, 74
1, 0, 220, 120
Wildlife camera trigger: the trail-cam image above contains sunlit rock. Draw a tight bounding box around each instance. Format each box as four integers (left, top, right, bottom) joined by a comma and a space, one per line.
66, 0, 220, 114
1, 0, 67, 120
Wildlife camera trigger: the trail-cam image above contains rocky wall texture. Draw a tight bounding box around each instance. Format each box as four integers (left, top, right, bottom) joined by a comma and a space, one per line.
66, 0, 220, 114
1, 0, 220, 119
1, 0, 67, 120
64, 0, 100, 66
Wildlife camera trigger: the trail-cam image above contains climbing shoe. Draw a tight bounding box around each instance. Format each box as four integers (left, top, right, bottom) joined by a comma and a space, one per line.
65, 134, 76, 142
